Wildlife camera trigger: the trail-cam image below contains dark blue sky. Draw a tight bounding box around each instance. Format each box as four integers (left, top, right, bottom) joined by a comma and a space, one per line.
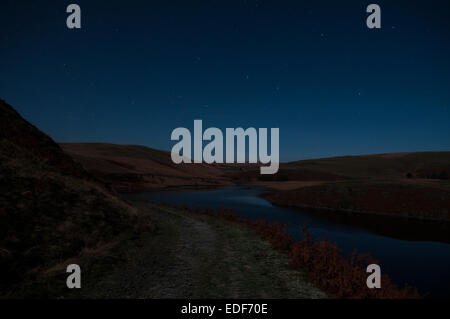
1, 0, 449, 161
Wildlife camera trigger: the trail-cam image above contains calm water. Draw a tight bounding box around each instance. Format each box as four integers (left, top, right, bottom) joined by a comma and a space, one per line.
125, 186, 450, 298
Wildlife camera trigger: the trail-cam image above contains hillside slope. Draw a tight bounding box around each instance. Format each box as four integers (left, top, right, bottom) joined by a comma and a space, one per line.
0, 99, 153, 297
60, 143, 234, 192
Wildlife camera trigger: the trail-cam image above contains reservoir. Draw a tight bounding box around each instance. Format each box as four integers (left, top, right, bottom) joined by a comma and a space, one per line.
125, 186, 450, 298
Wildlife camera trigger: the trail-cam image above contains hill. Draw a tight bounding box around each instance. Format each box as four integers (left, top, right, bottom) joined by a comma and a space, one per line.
0, 99, 153, 297
286, 152, 450, 180
60, 143, 234, 192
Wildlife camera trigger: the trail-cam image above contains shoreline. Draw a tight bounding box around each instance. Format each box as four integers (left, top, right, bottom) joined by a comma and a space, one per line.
259, 192, 450, 243
118, 183, 231, 194
122, 183, 450, 224
262, 194, 450, 223
123, 184, 450, 243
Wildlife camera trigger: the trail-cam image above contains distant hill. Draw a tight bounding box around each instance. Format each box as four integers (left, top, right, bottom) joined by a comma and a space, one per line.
0, 99, 152, 297
60, 142, 450, 192
286, 152, 450, 180
60, 143, 234, 192
230, 152, 450, 186
57, 131, 450, 223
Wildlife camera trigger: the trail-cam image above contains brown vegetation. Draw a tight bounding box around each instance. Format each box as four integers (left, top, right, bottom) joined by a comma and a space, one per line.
60, 143, 234, 192
263, 181, 450, 221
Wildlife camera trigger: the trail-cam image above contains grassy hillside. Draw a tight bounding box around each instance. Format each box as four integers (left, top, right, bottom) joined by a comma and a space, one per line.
60, 143, 234, 192
0, 100, 153, 297
286, 152, 450, 180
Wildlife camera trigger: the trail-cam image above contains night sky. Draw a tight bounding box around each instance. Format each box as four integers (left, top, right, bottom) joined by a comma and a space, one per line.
1, 0, 449, 161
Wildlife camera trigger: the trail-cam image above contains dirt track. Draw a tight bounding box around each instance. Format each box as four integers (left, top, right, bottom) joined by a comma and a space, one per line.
80, 202, 325, 299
